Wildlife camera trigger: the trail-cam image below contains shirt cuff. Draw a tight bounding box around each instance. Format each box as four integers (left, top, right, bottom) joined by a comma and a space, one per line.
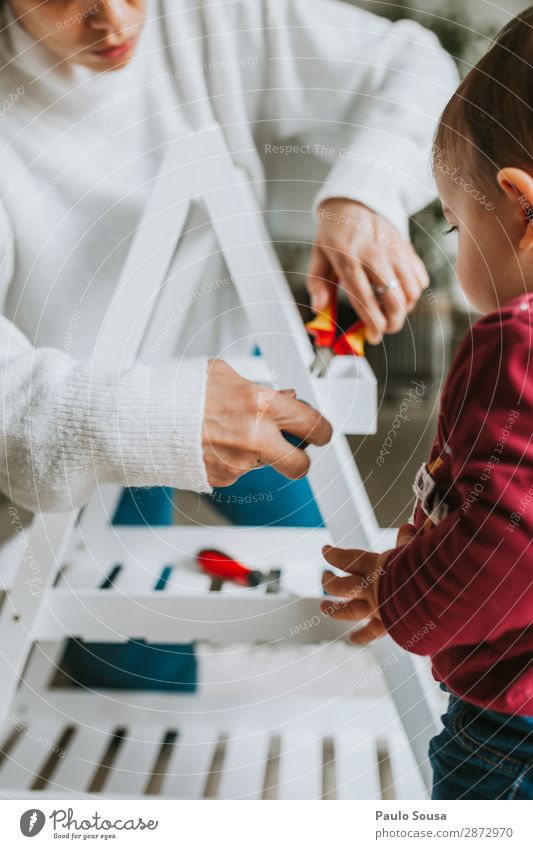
312, 130, 435, 238
377, 544, 423, 652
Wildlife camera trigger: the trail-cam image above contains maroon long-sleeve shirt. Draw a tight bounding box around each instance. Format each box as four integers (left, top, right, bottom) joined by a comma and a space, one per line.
378, 292, 533, 715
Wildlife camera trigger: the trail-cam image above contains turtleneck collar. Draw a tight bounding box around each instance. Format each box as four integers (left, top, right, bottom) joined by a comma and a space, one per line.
1, 2, 153, 117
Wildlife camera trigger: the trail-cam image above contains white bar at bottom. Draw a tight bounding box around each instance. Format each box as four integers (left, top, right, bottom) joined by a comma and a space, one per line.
2, 800, 530, 848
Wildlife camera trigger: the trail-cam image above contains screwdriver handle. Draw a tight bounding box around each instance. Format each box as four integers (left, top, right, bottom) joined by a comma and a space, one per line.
197, 549, 263, 587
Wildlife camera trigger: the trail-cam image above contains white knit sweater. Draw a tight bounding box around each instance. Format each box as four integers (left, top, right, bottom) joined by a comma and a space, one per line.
0, 0, 457, 522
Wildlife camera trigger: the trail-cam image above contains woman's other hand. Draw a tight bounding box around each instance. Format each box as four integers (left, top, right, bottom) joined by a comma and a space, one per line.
308, 199, 429, 344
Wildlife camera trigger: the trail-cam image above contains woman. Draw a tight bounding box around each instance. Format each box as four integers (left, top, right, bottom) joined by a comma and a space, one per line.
0, 0, 457, 687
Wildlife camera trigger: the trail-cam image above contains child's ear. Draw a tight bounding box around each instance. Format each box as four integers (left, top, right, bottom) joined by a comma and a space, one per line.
497, 167, 533, 251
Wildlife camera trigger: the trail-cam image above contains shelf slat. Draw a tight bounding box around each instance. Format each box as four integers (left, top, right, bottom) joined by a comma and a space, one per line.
277, 730, 323, 800
104, 727, 166, 796
335, 733, 381, 800
32, 593, 347, 644
0, 723, 62, 791
387, 734, 427, 800
49, 727, 114, 795
218, 733, 271, 800
161, 729, 218, 799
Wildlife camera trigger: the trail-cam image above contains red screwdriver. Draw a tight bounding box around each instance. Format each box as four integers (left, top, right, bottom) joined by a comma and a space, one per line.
197, 549, 264, 587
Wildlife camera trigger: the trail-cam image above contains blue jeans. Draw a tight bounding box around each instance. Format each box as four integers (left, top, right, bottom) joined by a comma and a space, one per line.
430, 690, 533, 799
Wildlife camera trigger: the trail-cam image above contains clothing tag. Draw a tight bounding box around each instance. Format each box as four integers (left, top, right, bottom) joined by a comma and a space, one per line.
410, 462, 449, 526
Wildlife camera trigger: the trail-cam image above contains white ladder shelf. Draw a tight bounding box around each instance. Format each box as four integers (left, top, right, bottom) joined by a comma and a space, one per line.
0, 126, 438, 800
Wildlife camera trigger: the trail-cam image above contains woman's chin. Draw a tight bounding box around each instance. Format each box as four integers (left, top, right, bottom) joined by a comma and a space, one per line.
96, 54, 135, 72
81, 36, 139, 72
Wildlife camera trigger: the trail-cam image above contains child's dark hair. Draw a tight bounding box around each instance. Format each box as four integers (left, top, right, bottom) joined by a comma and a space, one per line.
434, 7, 533, 179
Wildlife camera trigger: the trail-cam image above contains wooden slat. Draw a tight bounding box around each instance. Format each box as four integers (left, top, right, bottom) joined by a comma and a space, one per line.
19, 644, 63, 693
0, 724, 62, 791
334, 733, 381, 800
282, 562, 323, 598
108, 566, 154, 594
161, 729, 218, 799
104, 728, 166, 796
60, 555, 115, 589
33, 593, 344, 644
387, 734, 428, 800
164, 566, 212, 594
277, 730, 322, 800
48, 727, 115, 795
219, 581, 264, 596
100, 564, 123, 590
218, 732, 271, 800
68, 527, 331, 573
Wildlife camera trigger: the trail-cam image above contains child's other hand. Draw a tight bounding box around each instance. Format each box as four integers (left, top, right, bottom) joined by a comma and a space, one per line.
320, 524, 416, 645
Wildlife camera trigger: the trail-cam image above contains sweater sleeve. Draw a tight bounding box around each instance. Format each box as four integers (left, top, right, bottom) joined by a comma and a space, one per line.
0, 318, 211, 512
260, 0, 459, 235
378, 314, 533, 655
0, 194, 210, 512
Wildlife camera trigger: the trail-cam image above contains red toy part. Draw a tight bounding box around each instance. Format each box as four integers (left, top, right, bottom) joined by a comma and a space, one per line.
333, 321, 366, 357
197, 549, 263, 587
304, 298, 337, 349
306, 291, 365, 357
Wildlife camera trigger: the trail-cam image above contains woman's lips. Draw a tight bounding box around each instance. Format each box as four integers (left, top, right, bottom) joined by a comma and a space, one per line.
91, 36, 136, 60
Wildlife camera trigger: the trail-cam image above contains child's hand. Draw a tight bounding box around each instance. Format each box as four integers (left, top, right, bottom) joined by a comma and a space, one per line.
320, 524, 416, 645
396, 523, 416, 545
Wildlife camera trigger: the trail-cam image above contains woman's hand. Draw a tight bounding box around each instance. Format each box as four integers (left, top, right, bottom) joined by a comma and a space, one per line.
202, 359, 332, 487
307, 199, 429, 344
321, 523, 416, 645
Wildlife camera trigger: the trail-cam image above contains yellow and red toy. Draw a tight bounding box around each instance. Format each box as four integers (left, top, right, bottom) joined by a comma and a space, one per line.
305, 289, 366, 358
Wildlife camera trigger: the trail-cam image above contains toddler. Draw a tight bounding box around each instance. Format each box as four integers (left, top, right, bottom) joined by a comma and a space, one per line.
322, 7, 533, 800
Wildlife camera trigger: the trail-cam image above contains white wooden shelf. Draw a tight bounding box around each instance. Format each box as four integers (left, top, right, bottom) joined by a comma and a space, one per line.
0, 692, 427, 801
31, 527, 396, 645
